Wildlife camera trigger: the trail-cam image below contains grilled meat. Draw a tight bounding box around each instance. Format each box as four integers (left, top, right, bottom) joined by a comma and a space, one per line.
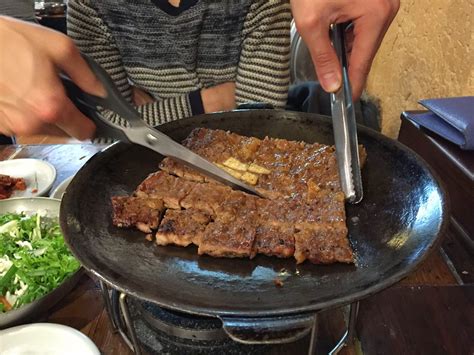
135, 171, 195, 209
215, 190, 259, 224
198, 222, 256, 258
156, 209, 211, 247
294, 224, 353, 264
160, 157, 206, 183
111, 196, 165, 233
180, 182, 232, 216
253, 225, 295, 258
112, 128, 362, 265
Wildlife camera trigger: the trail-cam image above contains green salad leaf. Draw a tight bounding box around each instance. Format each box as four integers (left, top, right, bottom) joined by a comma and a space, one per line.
0, 212, 80, 312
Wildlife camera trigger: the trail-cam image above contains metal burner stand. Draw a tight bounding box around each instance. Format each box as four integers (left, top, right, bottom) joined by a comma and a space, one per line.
100, 281, 359, 355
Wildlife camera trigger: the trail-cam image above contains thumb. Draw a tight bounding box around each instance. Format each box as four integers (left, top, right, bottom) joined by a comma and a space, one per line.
304, 26, 342, 93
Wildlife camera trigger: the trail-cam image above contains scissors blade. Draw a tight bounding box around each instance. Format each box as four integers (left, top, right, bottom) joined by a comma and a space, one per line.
62, 54, 262, 197
125, 126, 263, 197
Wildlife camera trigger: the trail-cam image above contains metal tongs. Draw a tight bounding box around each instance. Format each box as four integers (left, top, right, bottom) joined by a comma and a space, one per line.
61, 55, 262, 197
330, 23, 364, 204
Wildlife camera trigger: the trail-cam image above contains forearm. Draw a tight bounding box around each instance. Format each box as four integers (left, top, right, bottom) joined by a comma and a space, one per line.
135, 90, 204, 126
134, 82, 237, 125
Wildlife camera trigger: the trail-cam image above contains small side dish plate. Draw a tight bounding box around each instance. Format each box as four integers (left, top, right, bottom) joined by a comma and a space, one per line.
0, 159, 56, 198
0, 323, 100, 355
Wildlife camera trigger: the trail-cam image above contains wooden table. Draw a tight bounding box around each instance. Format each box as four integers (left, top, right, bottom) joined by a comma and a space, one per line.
0, 143, 472, 355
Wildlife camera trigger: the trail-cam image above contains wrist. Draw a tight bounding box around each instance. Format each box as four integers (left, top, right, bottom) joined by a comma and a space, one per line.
201, 86, 221, 113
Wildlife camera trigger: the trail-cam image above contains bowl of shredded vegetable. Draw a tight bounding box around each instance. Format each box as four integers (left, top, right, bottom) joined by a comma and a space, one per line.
0, 197, 82, 329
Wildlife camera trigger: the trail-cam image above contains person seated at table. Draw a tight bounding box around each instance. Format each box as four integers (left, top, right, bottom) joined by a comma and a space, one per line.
0, 1, 399, 141
66, 0, 292, 127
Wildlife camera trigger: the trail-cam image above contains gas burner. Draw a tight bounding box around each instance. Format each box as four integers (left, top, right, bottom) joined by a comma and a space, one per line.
99, 281, 358, 355
131, 299, 280, 354
136, 300, 227, 340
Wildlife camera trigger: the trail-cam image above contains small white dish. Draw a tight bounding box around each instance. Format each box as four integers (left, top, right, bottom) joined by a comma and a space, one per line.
0, 323, 100, 355
50, 175, 74, 199
0, 159, 56, 198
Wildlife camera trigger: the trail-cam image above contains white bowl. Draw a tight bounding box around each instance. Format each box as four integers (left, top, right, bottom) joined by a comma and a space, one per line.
0, 323, 100, 355
0, 159, 56, 198
50, 176, 74, 200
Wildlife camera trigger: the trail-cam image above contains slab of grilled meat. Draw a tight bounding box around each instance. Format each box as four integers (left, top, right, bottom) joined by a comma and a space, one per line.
156, 209, 211, 247
111, 196, 165, 233
111, 128, 367, 265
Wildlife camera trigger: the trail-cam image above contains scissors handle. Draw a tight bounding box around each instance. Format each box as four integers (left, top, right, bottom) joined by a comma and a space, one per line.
61, 53, 151, 141
60, 74, 130, 141
79, 56, 145, 127
61, 55, 264, 197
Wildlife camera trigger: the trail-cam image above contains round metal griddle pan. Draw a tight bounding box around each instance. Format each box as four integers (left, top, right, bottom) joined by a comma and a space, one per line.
60, 110, 448, 318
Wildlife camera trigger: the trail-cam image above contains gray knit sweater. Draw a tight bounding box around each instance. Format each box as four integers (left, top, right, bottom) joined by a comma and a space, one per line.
0, 0, 35, 21
67, 0, 291, 126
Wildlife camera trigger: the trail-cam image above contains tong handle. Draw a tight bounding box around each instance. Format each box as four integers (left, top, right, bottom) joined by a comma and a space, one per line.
330, 23, 364, 203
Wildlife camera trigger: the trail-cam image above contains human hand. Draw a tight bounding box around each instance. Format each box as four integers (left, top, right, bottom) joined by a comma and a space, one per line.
201, 82, 236, 113
132, 86, 154, 106
291, 0, 399, 100
0, 16, 105, 139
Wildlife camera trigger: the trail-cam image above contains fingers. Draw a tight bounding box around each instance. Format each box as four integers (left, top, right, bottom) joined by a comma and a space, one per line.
295, 16, 342, 93
0, 108, 14, 136
43, 35, 100, 139
49, 37, 106, 98
346, 1, 399, 100
34, 80, 96, 140
5, 74, 96, 140
310, 26, 343, 93
132, 86, 155, 106
0, 101, 68, 137
24, 25, 106, 98
290, 0, 400, 100
54, 99, 96, 140
8, 17, 105, 98
291, 1, 344, 93
347, 20, 385, 100
0, 17, 100, 140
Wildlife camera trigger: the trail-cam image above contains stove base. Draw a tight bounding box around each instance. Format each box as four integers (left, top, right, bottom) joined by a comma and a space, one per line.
100, 281, 358, 355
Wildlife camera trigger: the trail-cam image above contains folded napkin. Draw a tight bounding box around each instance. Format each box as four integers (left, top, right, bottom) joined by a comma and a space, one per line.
405, 96, 474, 150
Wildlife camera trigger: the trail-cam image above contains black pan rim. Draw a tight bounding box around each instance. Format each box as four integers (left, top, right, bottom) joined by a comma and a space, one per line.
60, 110, 449, 318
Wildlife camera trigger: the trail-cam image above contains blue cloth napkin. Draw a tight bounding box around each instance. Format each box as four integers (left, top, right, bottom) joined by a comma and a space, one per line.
405, 96, 474, 150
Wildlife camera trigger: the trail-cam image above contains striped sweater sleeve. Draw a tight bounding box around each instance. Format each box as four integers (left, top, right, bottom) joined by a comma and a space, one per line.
67, 0, 200, 127
235, 0, 291, 109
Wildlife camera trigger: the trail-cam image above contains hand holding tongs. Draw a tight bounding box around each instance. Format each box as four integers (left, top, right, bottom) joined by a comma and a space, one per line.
60, 55, 262, 197
330, 23, 364, 204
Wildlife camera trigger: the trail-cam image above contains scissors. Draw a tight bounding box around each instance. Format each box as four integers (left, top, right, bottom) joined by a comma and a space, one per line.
61, 55, 262, 197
